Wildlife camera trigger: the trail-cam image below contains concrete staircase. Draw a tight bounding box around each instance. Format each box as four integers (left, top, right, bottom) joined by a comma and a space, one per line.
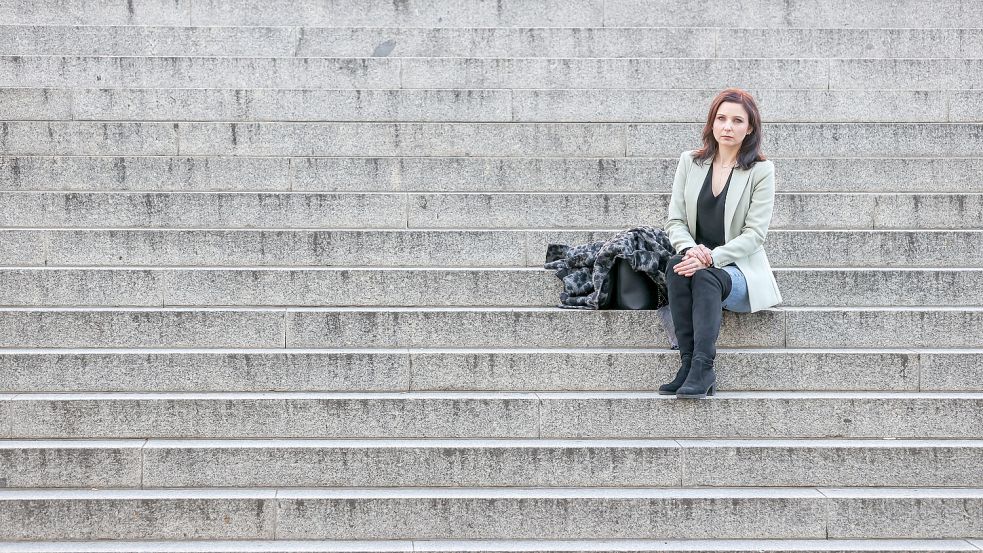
0, 0, 982, 549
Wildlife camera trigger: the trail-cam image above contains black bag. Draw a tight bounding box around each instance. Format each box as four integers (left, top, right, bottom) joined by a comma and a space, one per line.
602, 257, 662, 310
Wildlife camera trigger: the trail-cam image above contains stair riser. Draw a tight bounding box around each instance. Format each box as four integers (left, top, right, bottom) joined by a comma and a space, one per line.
5, 156, 982, 194
5, 0, 978, 28
2, 268, 976, 308
4, 57, 981, 91
6, 350, 968, 393
6, 28, 983, 59
2, 192, 978, 230
3, 122, 983, 158
3, 230, 979, 268
4, 88, 980, 124
3, 444, 981, 489
142, 446, 983, 488
4, 397, 981, 439
0, 494, 979, 539
0, 308, 978, 348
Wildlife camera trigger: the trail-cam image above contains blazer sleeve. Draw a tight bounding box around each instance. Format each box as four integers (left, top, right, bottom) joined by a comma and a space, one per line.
710, 160, 776, 267
664, 150, 698, 253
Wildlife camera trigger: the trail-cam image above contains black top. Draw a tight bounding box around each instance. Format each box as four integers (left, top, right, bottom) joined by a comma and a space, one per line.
694, 162, 732, 251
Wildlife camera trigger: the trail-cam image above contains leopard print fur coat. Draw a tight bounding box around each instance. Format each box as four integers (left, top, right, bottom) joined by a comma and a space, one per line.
544, 226, 675, 310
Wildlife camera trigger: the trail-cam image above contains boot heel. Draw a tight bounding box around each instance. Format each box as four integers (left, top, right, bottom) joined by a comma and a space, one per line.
675, 357, 716, 399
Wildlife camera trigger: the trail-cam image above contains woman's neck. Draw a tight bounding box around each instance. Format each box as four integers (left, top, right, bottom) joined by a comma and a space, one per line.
715, 147, 740, 167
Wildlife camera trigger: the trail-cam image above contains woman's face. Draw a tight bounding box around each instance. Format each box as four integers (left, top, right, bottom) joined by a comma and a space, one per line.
713, 101, 752, 147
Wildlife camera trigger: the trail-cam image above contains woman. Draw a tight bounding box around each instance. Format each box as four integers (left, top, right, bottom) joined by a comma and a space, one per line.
660, 88, 783, 399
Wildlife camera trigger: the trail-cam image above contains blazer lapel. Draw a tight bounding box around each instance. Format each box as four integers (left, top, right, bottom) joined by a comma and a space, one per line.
723, 166, 752, 237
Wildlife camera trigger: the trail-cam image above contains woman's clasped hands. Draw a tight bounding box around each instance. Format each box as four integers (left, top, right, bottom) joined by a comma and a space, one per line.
673, 244, 714, 277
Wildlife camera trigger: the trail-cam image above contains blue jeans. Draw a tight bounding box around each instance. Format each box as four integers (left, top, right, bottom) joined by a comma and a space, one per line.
721, 265, 752, 313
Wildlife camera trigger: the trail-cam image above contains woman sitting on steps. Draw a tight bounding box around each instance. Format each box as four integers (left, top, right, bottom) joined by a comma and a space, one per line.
661, 87, 783, 399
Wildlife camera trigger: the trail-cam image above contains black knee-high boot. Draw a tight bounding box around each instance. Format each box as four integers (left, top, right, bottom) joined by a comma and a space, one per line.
659, 255, 694, 394
677, 268, 731, 399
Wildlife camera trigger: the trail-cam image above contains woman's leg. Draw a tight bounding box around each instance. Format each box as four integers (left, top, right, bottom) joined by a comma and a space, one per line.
721, 265, 752, 313
660, 254, 694, 394
677, 268, 731, 398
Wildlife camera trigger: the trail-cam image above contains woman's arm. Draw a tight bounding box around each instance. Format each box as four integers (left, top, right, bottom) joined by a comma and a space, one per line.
710, 160, 776, 267
664, 150, 698, 253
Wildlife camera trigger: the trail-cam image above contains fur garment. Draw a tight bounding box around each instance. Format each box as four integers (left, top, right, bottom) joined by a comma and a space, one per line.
544, 226, 676, 310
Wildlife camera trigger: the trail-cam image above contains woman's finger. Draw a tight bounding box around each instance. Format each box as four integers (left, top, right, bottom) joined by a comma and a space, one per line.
674, 258, 700, 276
695, 247, 712, 265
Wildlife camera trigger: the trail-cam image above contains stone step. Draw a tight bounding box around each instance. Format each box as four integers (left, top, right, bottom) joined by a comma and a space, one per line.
3, 56, 983, 91
7, 87, 981, 123
0, 0, 605, 27
0, 192, 978, 230
4, 156, 982, 194
1, 229, 976, 268
0, 487, 980, 539
5, 27, 983, 59
0, 87, 513, 123
399, 58, 983, 91
0, 540, 977, 553
1, 347, 979, 393
2, 438, 981, 489
3, 391, 981, 439
603, 0, 983, 29
0, 56, 401, 89
531, 230, 983, 269
0, 306, 980, 348
249, 307, 983, 349
0, 308, 286, 349
2, 121, 981, 158
0, 268, 980, 309
3, 0, 979, 28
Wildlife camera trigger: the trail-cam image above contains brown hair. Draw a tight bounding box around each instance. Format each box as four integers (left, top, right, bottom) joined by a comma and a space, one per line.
691, 87, 767, 170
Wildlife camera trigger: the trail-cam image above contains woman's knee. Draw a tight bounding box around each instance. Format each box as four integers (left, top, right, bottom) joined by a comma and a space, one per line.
665, 254, 687, 281
668, 254, 685, 269
691, 268, 716, 284
693, 268, 732, 299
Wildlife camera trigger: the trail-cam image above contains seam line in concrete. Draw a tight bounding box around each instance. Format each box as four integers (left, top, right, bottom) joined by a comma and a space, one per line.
622, 123, 628, 157
675, 438, 686, 487
783, 309, 788, 349
139, 438, 147, 489
293, 27, 304, 58
916, 349, 924, 392
272, 487, 279, 539
5, 396, 12, 436
40, 224, 50, 268
405, 349, 414, 392
403, 191, 409, 229
870, 194, 878, 230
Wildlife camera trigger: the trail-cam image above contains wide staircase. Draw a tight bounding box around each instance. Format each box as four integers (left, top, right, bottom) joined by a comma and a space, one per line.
0, 0, 981, 550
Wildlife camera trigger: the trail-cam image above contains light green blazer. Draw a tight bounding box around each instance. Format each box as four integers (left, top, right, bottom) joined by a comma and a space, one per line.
664, 149, 783, 313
